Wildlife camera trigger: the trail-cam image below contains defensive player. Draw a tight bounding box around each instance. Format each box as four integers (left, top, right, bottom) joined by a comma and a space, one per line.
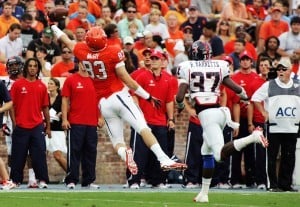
175, 41, 269, 203
50, 25, 187, 174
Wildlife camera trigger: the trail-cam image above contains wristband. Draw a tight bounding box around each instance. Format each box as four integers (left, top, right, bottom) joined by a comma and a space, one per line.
135, 86, 150, 100
51, 25, 65, 39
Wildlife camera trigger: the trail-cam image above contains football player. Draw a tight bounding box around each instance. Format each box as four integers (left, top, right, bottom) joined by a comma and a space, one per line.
50, 25, 187, 175
175, 41, 269, 203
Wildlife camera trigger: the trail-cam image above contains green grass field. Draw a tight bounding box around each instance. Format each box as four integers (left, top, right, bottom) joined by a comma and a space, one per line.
0, 191, 299, 207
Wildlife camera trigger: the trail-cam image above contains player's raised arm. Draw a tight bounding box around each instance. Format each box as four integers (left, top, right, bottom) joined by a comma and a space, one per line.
51, 25, 75, 52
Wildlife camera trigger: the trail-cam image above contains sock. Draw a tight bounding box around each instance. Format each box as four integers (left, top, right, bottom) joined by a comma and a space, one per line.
117, 147, 126, 161
28, 168, 36, 182
201, 178, 212, 195
233, 134, 254, 151
150, 143, 170, 163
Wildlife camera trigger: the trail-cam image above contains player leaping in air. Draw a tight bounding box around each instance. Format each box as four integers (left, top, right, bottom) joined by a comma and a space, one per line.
50, 25, 187, 175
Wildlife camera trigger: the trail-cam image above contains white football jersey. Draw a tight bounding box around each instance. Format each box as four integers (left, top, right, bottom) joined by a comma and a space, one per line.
177, 60, 230, 105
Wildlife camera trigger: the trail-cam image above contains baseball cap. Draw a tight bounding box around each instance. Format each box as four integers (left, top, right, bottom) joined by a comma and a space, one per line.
123, 36, 134, 45
277, 57, 292, 68
239, 51, 253, 60
189, 5, 198, 10
43, 27, 53, 37
223, 55, 233, 64
150, 50, 163, 59
271, 6, 282, 13
142, 48, 153, 56
183, 25, 193, 32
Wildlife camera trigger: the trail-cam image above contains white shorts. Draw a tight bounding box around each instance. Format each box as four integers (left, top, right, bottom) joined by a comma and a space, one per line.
199, 107, 227, 161
46, 131, 67, 153
4, 115, 13, 155
99, 88, 149, 147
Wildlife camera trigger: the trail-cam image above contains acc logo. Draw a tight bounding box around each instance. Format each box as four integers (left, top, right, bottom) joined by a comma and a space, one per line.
276, 107, 296, 117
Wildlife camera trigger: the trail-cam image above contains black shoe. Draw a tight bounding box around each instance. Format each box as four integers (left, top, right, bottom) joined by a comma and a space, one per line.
268, 188, 283, 192
282, 187, 298, 192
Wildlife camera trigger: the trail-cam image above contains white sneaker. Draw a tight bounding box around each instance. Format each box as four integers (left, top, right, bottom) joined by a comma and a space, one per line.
2, 180, 16, 190
152, 183, 171, 189
218, 183, 231, 189
87, 183, 100, 189
257, 184, 266, 190
129, 183, 140, 189
252, 127, 269, 148
232, 183, 245, 189
39, 181, 48, 189
140, 179, 147, 187
67, 183, 75, 189
185, 182, 200, 189
194, 192, 209, 203
28, 180, 39, 188
125, 148, 138, 175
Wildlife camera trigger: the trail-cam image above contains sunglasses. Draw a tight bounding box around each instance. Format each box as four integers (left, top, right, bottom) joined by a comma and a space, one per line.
127, 10, 136, 13
277, 67, 288, 71
220, 22, 229, 26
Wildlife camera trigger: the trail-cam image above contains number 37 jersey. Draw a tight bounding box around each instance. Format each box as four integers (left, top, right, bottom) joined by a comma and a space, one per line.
74, 42, 125, 100
177, 60, 230, 105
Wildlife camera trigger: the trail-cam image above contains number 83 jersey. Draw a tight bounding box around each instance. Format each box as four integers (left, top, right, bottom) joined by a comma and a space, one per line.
74, 42, 125, 100
177, 60, 230, 105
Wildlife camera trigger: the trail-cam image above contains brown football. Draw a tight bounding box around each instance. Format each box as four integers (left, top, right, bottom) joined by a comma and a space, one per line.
48, 7, 69, 22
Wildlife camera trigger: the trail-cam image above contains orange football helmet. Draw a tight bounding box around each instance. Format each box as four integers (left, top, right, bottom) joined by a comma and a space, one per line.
85, 27, 107, 51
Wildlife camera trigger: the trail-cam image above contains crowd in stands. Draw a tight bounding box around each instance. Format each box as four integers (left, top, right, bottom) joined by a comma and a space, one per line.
0, 0, 299, 191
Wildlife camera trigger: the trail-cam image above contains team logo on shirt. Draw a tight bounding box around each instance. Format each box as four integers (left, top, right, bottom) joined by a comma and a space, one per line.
21, 87, 27, 94
76, 82, 83, 89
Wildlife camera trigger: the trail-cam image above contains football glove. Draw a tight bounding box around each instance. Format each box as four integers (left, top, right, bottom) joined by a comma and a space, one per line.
147, 96, 162, 109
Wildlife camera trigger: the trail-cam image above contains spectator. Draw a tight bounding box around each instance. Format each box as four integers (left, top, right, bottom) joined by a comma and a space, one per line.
68, 0, 96, 26
264, 0, 290, 24
257, 6, 289, 54
167, 0, 188, 25
173, 40, 188, 67
164, 11, 184, 59
141, 1, 166, 26
0, 2, 20, 38
100, 5, 116, 25
36, 46, 51, 77
26, 27, 62, 64
25, 5, 44, 33
257, 36, 281, 67
74, 26, 86, 42
104, 23, 122, 48
134, 31, 154, 66
117, 5, 144, 39
144, 9, 170, 41
10, 57, 51, 188
220, 0, 252, 27
278, 16, 300, 60
20, 13, 39, 58
127, 21, 139, 41
47, 78, 67, 172
182, 25, 194, 50
252, 57, 299, 192
66, 6, 92, 33
68, 0, 101, 19
51, 46, 74, 77
180, 5, 207, 41
123, 36, 139, 70
0, 0, 24, 20
0, 23, 22, 60
217, 20, 232, 46
200, 19, 224, 59
229, 38, 246, 71
61, 63, 99, 190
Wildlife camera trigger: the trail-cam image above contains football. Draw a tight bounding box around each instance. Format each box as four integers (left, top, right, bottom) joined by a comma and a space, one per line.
48, 7, 69, 22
